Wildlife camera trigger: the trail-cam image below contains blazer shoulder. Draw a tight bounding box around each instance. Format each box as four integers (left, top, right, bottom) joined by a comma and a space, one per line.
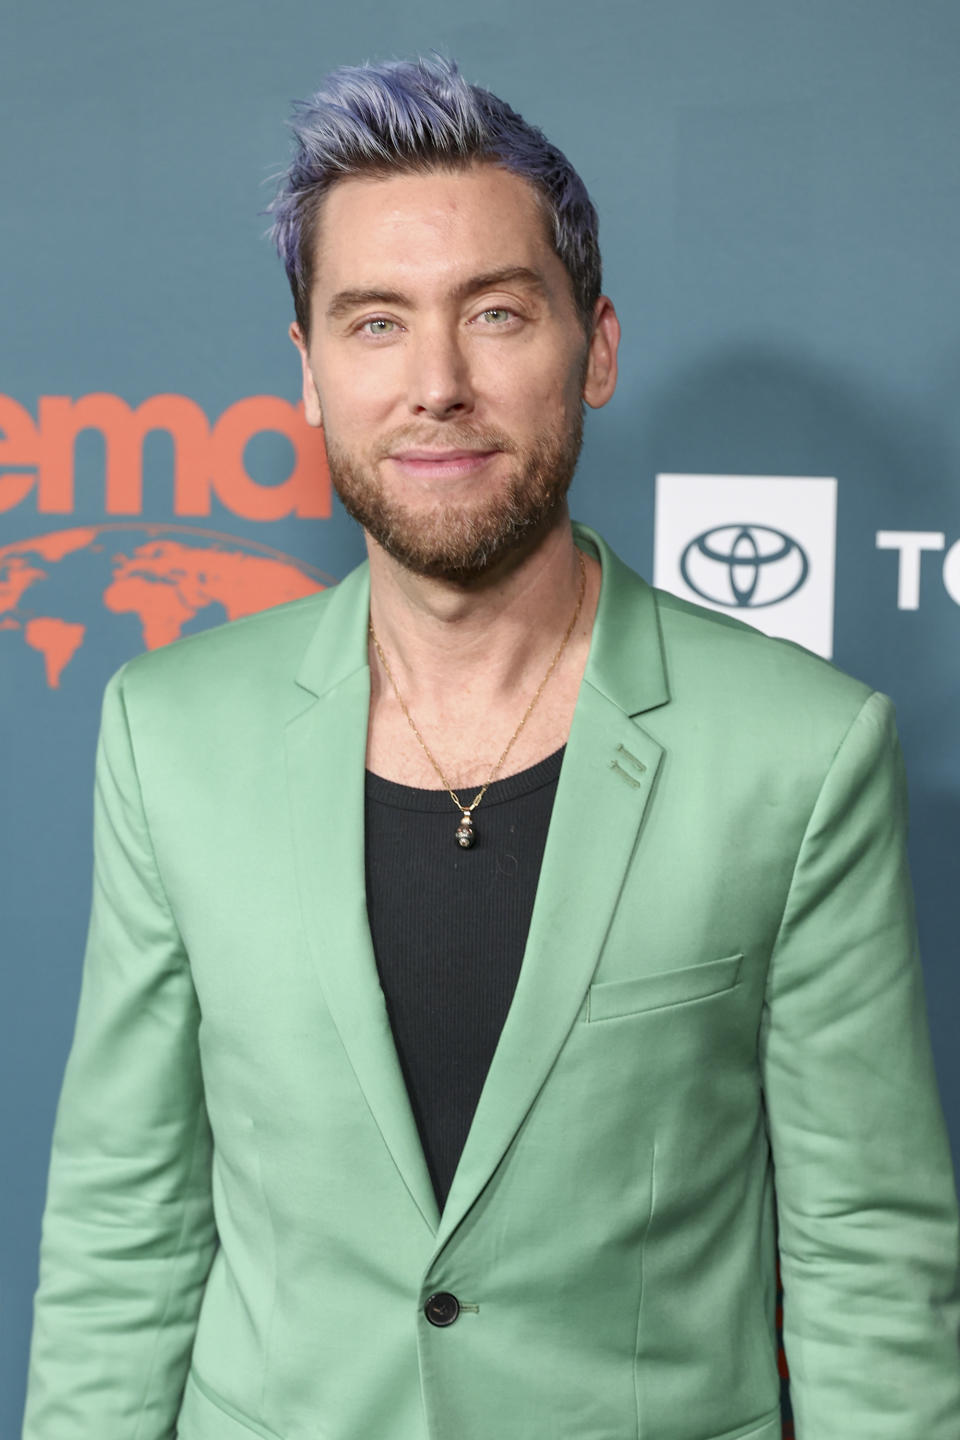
653, 585, 874, 717
118, 589, 324, 686
112, 563, 366, 718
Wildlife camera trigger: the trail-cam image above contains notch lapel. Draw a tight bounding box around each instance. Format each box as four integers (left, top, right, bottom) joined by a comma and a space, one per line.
284, 564, 440, 1235
434, 527, 670, 1251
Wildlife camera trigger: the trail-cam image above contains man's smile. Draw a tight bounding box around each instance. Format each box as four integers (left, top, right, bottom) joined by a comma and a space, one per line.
386, 447, 501, 480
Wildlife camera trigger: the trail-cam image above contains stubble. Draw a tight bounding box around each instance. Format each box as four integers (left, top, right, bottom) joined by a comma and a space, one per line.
325, 410, 585, 584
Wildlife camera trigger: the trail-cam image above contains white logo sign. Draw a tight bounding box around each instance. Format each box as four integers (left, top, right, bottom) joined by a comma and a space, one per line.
654, 474, 838, 658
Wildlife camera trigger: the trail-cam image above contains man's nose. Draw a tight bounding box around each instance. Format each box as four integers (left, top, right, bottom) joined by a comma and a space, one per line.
405, 325, 475, 418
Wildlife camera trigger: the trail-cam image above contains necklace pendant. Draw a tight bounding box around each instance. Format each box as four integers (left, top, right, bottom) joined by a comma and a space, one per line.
455, 810, 476, 849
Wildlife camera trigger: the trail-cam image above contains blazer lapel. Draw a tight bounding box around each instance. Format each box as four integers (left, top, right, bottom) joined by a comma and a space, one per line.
284, 563, 440, 1235
434, 527, 669, 1251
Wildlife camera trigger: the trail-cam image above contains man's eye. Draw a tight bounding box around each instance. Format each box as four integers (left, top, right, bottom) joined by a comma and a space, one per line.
361, 318, 396, 336
478, 308, 513, 324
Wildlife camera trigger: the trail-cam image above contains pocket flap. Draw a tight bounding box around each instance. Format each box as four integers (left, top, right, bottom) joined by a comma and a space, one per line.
586, 953, 743, 1022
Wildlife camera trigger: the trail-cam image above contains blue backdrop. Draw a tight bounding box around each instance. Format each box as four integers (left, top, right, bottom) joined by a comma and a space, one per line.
3, 2, 959, 1432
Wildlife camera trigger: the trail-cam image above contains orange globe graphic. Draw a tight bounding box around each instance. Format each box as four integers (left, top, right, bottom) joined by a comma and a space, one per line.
0, 524, 334, 688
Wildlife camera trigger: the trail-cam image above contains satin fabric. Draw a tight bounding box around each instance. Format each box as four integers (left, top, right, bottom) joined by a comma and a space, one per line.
23, 525, 960, 1439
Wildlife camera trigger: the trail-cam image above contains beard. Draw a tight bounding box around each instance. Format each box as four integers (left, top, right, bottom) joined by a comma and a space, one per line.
325, 408, 584, 584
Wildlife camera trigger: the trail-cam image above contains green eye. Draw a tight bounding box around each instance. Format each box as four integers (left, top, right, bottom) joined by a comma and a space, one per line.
480, 308, 511, 323
364, 318, 395, 335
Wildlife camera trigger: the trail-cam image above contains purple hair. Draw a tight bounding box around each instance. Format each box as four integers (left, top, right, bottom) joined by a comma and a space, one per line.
269, 55, 601, 335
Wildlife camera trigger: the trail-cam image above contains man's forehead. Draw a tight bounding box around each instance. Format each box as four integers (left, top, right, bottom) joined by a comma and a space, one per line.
312, 164, 559, 291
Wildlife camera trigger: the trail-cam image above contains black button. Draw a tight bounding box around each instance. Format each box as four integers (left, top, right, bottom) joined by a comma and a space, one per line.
424, 1291, 460, 1327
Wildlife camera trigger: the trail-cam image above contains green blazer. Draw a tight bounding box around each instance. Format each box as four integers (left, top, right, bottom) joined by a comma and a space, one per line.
23, 525, 960, 1440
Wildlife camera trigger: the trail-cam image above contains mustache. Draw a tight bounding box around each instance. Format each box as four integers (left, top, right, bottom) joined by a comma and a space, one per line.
371, 425, 517, 460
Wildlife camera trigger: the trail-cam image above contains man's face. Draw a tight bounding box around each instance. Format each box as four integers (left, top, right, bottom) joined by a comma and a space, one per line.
291, 163, 618, 582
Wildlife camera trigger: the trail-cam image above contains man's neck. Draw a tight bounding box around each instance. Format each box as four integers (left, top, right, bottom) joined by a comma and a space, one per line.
364, 511, 601, 790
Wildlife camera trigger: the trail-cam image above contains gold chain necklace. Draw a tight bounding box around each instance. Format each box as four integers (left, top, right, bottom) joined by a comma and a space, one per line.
369, 550, 587, 850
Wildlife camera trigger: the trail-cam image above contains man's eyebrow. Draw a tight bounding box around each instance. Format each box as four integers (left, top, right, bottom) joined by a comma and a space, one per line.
324, 267, 548, 322
325, 288, 409, 321
453, 266, 548, 300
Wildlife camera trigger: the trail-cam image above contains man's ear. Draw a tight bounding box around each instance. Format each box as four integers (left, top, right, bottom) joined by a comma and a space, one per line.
289, 322, 323, 428
582, 297, 620, 410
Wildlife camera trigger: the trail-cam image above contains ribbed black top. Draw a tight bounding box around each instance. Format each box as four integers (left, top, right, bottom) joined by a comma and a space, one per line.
364, 748, 564, 1211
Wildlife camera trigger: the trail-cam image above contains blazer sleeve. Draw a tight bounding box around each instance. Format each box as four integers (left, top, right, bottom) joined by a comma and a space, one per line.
22, 667, 217, 1440
759, 690, 960, 1438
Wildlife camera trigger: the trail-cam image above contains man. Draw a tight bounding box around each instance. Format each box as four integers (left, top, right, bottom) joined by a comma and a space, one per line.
23, 55, 960, 1440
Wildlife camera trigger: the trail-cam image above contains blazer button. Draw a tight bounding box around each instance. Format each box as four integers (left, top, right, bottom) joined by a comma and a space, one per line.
424, 1291, 460, 1327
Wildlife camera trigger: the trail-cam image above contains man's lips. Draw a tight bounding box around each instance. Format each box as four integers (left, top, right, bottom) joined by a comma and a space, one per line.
386, 448, 500, 478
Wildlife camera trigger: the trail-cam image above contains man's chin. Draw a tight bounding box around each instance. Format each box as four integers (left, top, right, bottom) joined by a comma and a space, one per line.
344, 497, 568, 585
385, 518, 558, 584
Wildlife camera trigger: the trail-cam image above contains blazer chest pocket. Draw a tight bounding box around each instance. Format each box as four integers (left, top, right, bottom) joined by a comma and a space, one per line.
585, 953, 743, 1022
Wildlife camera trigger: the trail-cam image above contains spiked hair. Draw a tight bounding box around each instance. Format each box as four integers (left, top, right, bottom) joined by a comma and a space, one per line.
269, 55, 602, 336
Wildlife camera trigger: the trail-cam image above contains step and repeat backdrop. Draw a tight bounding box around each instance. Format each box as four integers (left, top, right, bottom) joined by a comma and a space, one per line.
3, 1, 959, 1432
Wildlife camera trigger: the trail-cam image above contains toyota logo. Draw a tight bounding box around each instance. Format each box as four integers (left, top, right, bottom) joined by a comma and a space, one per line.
680, 524, 809, 608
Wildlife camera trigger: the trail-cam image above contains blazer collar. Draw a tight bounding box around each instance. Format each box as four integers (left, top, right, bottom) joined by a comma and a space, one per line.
574, 522, 670, 719
431, 525, 671, 1248
294, 558, 371, 700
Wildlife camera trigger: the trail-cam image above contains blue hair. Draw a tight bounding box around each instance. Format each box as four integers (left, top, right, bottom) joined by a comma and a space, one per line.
269, 55, 601, 334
